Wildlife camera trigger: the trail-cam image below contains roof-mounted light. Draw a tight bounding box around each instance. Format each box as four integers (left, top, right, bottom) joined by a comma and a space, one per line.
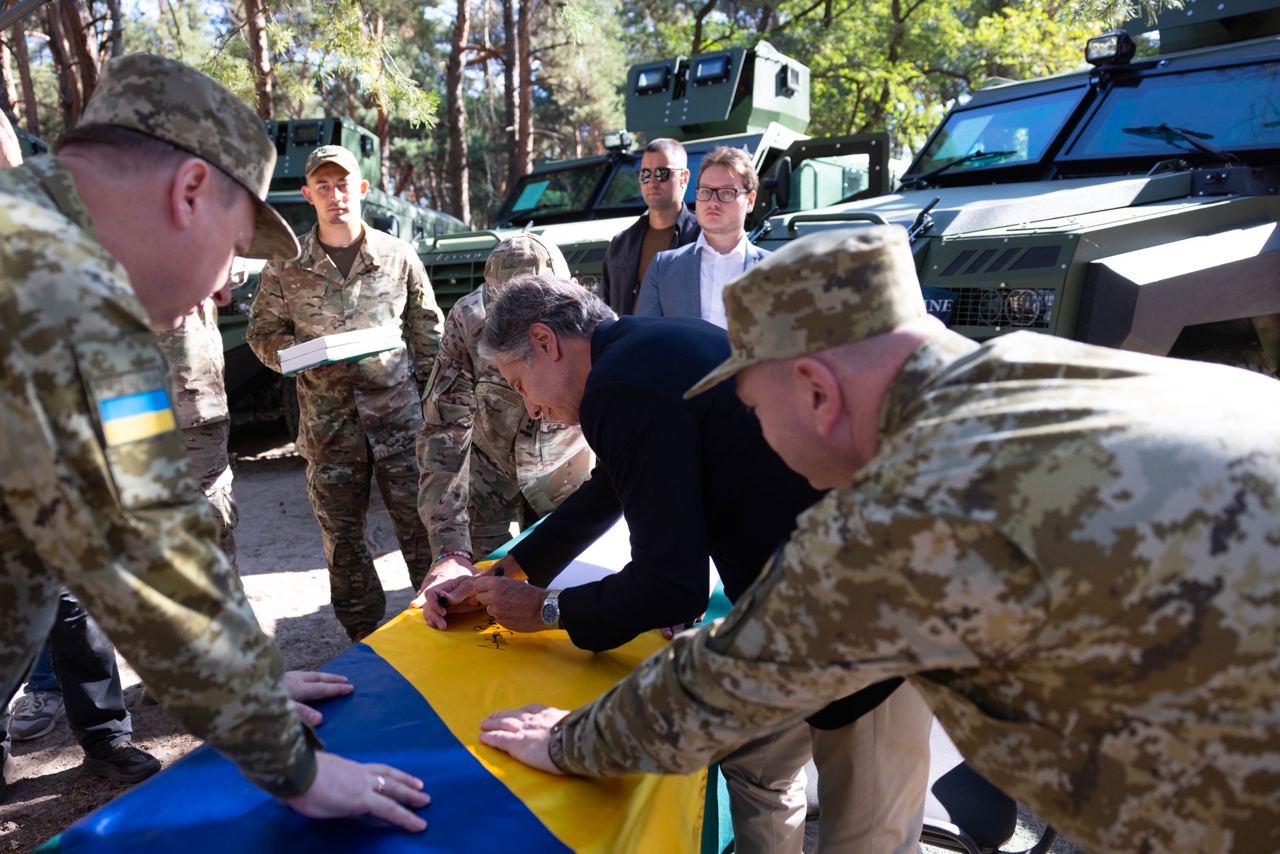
602, 130, 633, 152
1085, 30, 1136, 66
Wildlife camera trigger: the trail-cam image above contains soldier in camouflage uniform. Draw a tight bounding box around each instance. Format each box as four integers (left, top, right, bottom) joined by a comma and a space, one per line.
414, 234, 591, 608
247, 145, 441, 641
480, 226, 1280, 853
0, 53, 429, 825
156, 298, 238, 568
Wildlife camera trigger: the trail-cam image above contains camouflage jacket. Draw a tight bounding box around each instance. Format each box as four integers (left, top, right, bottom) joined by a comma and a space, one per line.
155, 298, 228, 428
556, 329, 1280, 853
0, 157, 316, 797
419, 285, 592, 555
247, 226, 441, 463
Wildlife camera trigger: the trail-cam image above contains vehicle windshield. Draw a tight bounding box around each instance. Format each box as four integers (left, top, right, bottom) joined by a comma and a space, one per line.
272, 201, 318, 236
784, 150, 875, 210
908, 86, 1086, 178
1065, 61, 1280, 159
596, 134, 766, 210
498, 161, 611, 223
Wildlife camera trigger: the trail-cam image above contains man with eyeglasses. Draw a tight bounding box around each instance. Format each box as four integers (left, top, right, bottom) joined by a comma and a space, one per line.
599, 138, 700, 315
635, 146, 767, 329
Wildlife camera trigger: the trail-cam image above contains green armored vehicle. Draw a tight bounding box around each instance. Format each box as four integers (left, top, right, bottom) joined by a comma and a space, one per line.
223, 117, 467, 426
15, 127, 47, 158
419, 41, 891, 304
756, 0, 1280, 377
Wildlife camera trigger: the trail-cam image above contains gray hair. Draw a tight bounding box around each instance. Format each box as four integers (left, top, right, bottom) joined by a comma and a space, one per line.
480, 274, 616, 362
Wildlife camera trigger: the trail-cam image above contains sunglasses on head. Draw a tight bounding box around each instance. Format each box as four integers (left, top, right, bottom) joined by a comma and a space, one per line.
637, 167, 686, 184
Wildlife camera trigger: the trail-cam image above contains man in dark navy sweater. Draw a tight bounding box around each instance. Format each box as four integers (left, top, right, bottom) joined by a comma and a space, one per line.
423, 274, 932, 853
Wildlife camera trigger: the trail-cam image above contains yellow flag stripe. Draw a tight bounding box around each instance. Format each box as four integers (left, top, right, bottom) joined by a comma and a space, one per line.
366, 609, 706, 853
101, 408, 177, 445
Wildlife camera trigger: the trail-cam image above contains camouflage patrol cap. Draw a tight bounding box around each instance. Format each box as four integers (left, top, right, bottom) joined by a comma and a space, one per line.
685, 225, 925, 398
484, 233, 572, 288
76, 53, 299, 261
305, 145, 361, 179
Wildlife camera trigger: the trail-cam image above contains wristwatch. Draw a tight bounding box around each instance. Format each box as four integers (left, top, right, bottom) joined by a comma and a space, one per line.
540, 590, 563, 629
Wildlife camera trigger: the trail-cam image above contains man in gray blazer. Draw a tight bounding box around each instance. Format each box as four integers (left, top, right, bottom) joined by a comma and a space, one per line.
635, 147, 766, 328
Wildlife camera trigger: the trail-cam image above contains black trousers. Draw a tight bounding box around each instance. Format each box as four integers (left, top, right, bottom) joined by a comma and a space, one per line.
1, 589, 131, 764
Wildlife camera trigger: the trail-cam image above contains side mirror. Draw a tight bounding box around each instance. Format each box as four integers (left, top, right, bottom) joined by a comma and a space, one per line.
766, 156, 792, 211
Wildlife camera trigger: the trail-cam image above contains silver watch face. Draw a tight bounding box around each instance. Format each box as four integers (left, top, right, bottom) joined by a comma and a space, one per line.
540, 595, 559, 626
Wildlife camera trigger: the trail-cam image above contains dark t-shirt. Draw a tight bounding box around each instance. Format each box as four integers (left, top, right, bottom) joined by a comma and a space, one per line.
320, 235, 364, 279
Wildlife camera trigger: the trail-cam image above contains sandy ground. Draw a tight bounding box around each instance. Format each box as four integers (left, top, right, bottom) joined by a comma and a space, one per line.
0, 423, 1077, 854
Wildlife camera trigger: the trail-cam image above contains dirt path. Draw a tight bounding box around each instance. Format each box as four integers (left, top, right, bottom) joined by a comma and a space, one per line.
0, 426, 417, 852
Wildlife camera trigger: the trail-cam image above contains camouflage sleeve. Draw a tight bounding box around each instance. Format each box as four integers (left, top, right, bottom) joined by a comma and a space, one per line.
556, 490, 1047, 776
0, 303, 317, 798
416, 314, 477, 555
403, 253, 442, 388
245, 262, 295, 374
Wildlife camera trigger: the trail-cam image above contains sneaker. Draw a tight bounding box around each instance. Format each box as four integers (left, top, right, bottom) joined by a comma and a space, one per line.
10, 691, 64, 741
82, 741, 161, 784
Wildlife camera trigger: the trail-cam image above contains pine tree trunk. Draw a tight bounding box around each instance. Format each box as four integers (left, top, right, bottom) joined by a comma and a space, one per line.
103, 0, 123, 57
60, 0, 99, 104
514, 0, 532, 179
502, 0, 519, 192
0, 30, 17, 121
243, 0, 273, 119
45, 3, 81, 125
12, 18, 40, 137
445, 0, 471, 225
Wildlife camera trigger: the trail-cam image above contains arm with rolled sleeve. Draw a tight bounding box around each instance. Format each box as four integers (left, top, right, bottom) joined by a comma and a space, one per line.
0, 305, 316, 797
245, 261, 296, 374
553, 491, 1047, 776
402, 253, 443, 389
417, 312, 478, 556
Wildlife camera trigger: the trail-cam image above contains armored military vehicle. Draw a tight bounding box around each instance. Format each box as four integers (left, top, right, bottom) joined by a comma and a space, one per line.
418, 41, 891, 305
14, 127, 47, 158
755, 0, 1280, 377
222, 117, 466, 429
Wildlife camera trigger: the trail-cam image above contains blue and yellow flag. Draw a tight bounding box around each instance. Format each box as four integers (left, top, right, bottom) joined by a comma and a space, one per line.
97, 388, 176, 445
56, 608, 708, 853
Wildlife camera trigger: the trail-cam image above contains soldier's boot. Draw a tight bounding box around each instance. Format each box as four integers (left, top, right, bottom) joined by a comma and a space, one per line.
83, 739, 161, 784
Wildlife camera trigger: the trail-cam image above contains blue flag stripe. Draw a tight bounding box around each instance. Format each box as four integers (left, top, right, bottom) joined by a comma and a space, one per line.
99, 389, 171, 422
59, 644, 571, 853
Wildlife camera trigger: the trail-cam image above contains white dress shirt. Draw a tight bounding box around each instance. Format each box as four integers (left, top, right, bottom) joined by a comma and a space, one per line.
696, 232, 750, 329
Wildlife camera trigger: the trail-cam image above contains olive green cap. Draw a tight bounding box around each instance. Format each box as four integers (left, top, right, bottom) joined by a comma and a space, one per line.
685, 226, 925, 398
76, 53, 299, 261
484, 233, 572, 288
304, 145, 361, 179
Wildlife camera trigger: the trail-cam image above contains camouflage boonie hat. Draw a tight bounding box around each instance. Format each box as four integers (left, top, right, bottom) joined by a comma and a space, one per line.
305, 145, 361, 179
485, 233, 572, 287
685, 225, 925, 398
76, 53, 299, 262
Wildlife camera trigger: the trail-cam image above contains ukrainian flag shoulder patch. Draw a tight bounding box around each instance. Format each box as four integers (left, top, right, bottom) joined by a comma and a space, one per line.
98, 388, 177, 446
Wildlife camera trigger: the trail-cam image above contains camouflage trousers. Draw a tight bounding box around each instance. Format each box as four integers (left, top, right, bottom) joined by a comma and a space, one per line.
180, 420, 237, 571
305, 448, 433, 640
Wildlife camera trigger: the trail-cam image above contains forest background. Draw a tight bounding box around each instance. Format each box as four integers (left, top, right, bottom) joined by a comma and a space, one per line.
0, 0, 1148, 229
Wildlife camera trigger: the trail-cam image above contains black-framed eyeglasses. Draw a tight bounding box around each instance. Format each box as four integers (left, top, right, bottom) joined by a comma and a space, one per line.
695, 186, 749, 203
636, 167, 685, 184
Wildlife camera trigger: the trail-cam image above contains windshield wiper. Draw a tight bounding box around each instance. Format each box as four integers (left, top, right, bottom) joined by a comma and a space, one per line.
899, 149, 1019, 189
1122, 124, 1243, 165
